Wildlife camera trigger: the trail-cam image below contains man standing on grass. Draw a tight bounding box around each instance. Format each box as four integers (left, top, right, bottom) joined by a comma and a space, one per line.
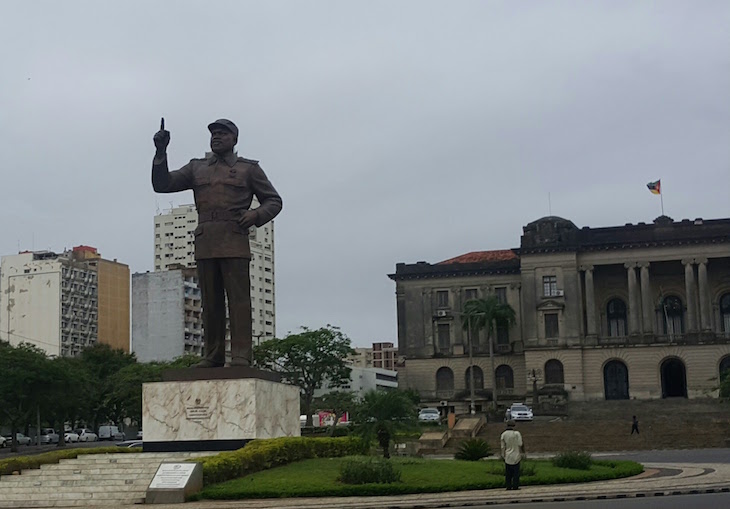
500, 419, 525, 490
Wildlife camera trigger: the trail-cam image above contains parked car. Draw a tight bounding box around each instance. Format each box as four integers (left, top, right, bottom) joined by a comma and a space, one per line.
98, 425, 124, 441
5, 433, 32, 446
116, 440, 143, 448
418, 407, 441, 423
75, 429, 98, 442
0, 436, 6, 448
40, 428, 60, 444
64, 431, 80, 443
506, 403, 533, 422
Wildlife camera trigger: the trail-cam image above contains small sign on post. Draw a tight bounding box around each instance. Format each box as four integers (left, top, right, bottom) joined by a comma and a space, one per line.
146, 462, 203, 504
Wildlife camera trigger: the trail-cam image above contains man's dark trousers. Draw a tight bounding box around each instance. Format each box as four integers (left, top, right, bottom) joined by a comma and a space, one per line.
197, 258, 252, 366
505, 462, 520, 490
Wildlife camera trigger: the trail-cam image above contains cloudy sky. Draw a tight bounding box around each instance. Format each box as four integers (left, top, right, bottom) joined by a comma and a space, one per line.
2, 1, 728, 347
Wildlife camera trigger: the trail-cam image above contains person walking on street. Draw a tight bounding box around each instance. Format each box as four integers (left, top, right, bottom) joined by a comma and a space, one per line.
500, 419, 525, 490
631, 415, 640, 435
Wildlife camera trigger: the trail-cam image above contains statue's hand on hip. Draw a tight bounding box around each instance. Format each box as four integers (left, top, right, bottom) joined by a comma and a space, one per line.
238, 210, 258, 230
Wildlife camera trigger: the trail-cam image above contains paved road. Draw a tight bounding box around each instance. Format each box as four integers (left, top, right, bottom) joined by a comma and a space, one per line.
598, 448, 730, 464
0, 440, 124, 458
463, 492, 730, 508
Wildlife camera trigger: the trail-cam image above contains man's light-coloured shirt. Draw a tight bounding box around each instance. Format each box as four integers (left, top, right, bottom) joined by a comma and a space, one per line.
500, 429, 523, 465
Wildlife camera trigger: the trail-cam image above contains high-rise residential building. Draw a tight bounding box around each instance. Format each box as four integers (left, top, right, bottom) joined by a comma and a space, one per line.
373, 342, 398, 370
0, 246, 130, 356
132, 267, 203, 362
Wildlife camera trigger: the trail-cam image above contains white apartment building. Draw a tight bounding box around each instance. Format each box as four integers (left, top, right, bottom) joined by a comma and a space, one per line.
132, 268, 203, 362
152, 203, 276, 342
0, 247, 130, 357
313, 366, 399, 398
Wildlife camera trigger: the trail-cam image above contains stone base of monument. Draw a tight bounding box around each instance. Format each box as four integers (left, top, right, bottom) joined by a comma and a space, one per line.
142, 367, 300, 452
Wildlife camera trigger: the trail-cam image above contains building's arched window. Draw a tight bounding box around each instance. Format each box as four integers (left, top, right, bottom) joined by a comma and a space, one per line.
436, 367, 454, 397
662, 296, 685, 335
607, 298, 627, 337
465, 366, 484, 390
544, 359, 564, 384
720, 356, 730, 382
720, 293, 730, 335
495, 365, 514, 389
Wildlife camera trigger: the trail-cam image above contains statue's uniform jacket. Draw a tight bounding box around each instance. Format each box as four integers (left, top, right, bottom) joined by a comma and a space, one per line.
152, 151, 282, 259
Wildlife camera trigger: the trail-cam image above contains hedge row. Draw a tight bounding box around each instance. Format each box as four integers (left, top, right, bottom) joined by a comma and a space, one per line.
193, 436, 368, 485
0, 447, 141, 476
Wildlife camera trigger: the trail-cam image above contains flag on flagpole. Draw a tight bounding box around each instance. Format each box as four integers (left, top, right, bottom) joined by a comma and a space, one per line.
647, 180, 661, 195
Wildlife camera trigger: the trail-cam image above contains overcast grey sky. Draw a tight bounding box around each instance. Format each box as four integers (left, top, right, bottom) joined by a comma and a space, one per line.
1, 1, 728, 347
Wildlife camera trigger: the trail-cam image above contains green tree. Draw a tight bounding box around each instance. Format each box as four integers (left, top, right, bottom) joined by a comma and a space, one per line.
462, 296, 517, 410
254, 325, 354, 426
353, 389, 417, 458
314, 390, 357, 435
77, 344, 137, 428
107, 362, 167, 427
46, 355, 90, 447
0, 342, 53, 451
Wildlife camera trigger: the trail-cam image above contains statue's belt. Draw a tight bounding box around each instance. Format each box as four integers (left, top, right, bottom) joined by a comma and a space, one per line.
198, 210, 242, 222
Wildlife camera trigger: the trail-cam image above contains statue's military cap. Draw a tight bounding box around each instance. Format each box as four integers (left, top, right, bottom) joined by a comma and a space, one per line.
208, 119, 238, 137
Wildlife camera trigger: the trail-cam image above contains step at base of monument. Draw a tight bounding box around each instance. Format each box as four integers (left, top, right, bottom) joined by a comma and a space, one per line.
0, 451, 215, 508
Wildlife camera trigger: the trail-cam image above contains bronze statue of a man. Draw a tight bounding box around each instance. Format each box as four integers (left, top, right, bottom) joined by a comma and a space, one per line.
152, 119, 282, 368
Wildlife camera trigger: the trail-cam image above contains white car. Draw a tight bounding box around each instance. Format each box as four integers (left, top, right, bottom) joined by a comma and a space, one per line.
5, 433, 32, 446
75, 429, 98, 442
507, 403, 534, 422
0, 436, 6, 448
418, 408, 441, 423
64, 431, 80, 443
40, 428, 60, 444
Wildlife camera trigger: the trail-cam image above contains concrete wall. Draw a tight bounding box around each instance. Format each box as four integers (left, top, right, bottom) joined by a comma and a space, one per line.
0, 253, 62, 356
132, 271, 185, 362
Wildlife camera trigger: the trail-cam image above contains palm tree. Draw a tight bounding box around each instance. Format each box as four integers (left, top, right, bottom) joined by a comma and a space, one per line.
353, 390, 417, 458
462, 296, 517, 410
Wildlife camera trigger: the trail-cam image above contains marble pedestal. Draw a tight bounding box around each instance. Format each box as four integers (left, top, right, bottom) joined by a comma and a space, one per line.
142, 368, 300, 452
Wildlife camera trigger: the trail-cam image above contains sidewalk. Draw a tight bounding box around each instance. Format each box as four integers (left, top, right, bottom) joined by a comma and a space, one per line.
102, 461, 730, 509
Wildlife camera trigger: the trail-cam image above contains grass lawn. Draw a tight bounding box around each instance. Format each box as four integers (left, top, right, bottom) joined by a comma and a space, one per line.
196, 457, 643, 500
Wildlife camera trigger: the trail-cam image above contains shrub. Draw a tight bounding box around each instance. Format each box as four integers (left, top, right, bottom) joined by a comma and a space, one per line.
338, 457, 401, 484
551, 451, 593, 470
484, 460, 536, 476
454, 439, 491, 461
194, 436, 368, 485
0, 447, 140, 476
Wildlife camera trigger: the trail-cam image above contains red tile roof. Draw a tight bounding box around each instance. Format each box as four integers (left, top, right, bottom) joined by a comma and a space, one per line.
438, 249, 518, 265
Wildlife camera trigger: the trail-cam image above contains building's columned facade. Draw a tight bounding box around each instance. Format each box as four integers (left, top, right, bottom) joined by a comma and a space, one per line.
390, 216, 730, 413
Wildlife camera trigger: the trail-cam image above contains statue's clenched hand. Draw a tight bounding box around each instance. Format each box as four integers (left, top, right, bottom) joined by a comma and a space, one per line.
154, 117, 170, 153
239, 210, 258, 230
